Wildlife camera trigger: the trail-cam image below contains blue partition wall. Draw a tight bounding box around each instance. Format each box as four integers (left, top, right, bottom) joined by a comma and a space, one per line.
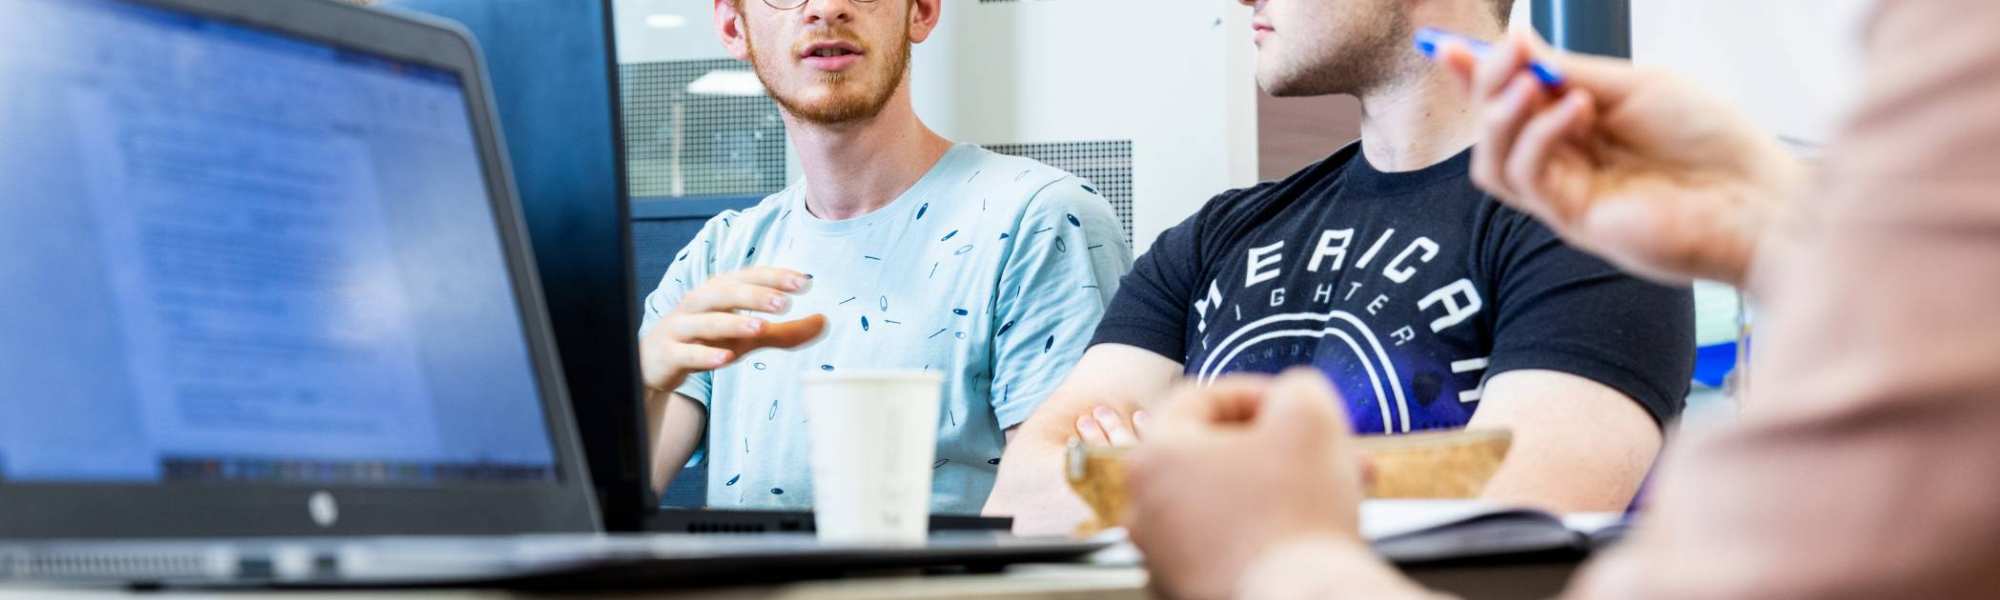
1531, 0, 1631, 58
381, 0, 655, 527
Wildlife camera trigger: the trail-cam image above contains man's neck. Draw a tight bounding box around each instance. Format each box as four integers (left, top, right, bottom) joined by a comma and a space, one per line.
1354, 56, 1482, 173
786, 83, 954, 221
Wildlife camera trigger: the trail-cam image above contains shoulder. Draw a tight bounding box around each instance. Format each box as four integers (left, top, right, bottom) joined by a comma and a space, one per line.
695, 185, 797, 240
677, 184, 798, 265
961, 147, 1086, 199
1466, 185, 1562, 257
1186, 142, 1364, 231
956, 147, 1114, 223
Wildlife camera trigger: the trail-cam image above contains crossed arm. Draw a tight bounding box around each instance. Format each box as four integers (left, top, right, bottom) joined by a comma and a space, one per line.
985, 344, 1663, 535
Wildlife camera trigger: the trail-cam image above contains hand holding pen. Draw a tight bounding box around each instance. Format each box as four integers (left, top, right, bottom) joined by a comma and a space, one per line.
1415, 27, 1806, 287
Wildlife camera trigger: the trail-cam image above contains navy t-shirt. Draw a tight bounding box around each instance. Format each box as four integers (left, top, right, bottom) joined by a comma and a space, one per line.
1092, 145, 1694, 434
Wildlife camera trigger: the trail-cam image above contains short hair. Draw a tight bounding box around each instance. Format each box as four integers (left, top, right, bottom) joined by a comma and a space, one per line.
1492, 0, 1517, 26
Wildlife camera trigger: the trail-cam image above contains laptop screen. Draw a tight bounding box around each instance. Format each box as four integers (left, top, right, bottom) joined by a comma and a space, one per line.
0, 0, 559, 486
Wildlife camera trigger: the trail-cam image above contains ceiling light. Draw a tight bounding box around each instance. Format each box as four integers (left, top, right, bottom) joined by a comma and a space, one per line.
644, 13, 687, 29
687, 70, 765, 97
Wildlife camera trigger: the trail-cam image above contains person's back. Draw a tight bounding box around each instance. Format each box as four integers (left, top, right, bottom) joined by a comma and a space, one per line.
1572, 1, 2000, 595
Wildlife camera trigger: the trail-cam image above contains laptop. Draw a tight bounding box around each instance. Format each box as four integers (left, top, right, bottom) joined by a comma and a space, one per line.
0, 0, 1103, 587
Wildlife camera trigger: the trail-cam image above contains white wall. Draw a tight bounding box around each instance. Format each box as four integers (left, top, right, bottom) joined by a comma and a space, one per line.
911, 1, 1258, 252
614, 0, 730, 63
1630, 0, 1873, 150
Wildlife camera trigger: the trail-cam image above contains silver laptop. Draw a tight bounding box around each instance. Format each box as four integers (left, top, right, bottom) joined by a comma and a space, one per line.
0, 0, 1102, 588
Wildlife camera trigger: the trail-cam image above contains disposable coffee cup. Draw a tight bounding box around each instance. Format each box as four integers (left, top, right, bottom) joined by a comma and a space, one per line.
802, 369, 943, 545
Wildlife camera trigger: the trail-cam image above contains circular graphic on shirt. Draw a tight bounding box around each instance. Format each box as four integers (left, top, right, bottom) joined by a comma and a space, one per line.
1195, 310, 1410, 434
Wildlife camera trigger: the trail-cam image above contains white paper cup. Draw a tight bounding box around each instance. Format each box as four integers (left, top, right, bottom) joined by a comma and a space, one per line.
802, 370, 943, 545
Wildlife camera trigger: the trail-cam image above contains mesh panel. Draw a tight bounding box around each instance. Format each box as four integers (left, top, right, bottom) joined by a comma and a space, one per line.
620, 59, 789, 198
983, 140, 1136, 247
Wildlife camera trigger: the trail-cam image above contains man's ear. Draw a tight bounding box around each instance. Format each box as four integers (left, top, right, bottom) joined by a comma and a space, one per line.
907, 0, 942, 44
713, 0, 752, 61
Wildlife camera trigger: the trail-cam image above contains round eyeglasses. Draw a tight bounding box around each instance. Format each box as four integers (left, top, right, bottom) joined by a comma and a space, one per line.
761, 0, 879, 10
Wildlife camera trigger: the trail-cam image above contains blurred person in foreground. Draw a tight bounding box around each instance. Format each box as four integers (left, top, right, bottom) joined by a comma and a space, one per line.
1124, 1, 2000, 597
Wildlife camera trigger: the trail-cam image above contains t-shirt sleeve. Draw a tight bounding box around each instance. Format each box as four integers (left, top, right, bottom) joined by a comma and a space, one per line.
1086, 195, 1216, 363
987, 179, 1134, 430
1480, 210, 1696, 429
638, 212, 738, 409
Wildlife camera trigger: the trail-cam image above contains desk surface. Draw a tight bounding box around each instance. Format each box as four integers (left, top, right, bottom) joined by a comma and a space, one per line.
1, 566, 1144, 600
0, 561, 1578, 600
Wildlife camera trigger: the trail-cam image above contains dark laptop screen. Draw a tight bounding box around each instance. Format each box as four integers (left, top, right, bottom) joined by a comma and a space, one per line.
0, 0, 558, 486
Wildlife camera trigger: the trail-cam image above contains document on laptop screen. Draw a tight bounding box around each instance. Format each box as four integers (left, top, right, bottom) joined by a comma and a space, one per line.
0, 0, 557, 485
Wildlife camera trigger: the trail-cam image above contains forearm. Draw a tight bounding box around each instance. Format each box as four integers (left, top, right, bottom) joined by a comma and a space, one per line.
644, 387, 668, 465
984, 392, 1110, 533
985, 345, 1182, 532
1476, 444, 1649, 514
1468, 371, 1662, 513
649, 392, 706, 494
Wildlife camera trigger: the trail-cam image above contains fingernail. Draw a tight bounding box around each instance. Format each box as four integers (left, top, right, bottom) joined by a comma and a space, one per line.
712, 351, 731, 366
1076, 416, 1097, 432
769, 296, 789, 311
791, 277, 811, 292
1133, 411, 1151, 426
744, 319, 764, 334
1093, 406, 1119, 422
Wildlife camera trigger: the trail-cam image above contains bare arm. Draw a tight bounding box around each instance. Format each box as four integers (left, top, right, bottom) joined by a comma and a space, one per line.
1468, 370, 1663, 513
983, 344, 1181, 535
647, 390, 708, 495
635, 266, 825, 493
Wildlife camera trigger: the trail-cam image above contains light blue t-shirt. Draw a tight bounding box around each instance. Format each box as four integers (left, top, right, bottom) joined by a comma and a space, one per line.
639, 144, 1132, 514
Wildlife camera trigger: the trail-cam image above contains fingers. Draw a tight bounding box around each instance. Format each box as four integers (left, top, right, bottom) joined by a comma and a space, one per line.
678, 280, 793, 315
1448, 28, 1638, 107
749, 314, 826, 350
666, 341, 734, 372
676, 267, 810, 315
663, 312, 766, 343
720, 266, 811, 294
1536, 45, 1645, 106
1472, 73, 1553, 201
1257, 369, 1349, 443
1075, 406, 1141, 447
1470, 29, 1534, 105
1095, 406, 1140, 447
1434, 41, 1481, 89
1074, 414, 1111, 447
1132, 410, 1152, 440
1156, 376, 1273, 433
1505, 89, 1600, 222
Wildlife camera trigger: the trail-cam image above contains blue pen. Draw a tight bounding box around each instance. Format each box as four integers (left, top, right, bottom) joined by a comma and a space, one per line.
1413, 27, 1565, 89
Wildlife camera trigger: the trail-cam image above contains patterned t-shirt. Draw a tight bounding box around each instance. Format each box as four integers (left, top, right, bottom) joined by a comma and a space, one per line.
640, 144, 1132, 514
